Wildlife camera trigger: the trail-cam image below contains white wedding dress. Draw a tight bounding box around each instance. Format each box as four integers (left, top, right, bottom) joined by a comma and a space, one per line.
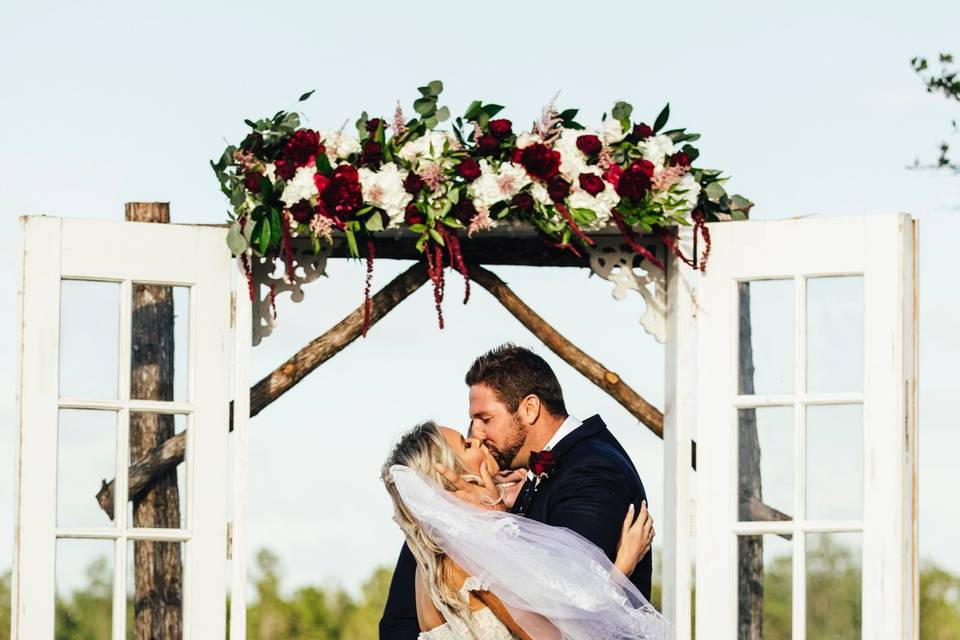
418, 577, 518, 640
392, 466, 672, 640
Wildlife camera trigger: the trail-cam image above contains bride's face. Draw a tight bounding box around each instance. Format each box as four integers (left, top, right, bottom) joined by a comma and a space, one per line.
439, 426, 501, 476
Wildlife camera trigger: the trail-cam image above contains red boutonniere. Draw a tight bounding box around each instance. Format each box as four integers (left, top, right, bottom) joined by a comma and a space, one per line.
529, 450, 558, 487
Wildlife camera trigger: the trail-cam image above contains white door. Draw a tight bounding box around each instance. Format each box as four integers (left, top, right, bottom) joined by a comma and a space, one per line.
694, 214, 918, 639
14, 217, 233, 639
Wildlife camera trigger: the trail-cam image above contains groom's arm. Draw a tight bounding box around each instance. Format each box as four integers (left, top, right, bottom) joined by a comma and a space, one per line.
545, 454, 635, 562
379, 543, 420, 640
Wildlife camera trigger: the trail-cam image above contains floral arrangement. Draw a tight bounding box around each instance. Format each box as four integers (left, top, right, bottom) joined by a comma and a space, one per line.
212, 81, 751, 331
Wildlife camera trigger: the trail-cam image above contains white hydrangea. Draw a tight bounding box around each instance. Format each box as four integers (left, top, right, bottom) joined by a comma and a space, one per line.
398, 131, 457, 167
567, 173, 620, 228
358, 163, 412, 228
321, 130, 361, 160
280, 166, 319, 207
530, 181, 552, 206
554, 128, 594, 181
675, 173, 702, 213
470, 161, 531, 209
642, 134, 675, 167
515, 132, 543, 149
263, 162, 277, 184
602, 118, 627, 144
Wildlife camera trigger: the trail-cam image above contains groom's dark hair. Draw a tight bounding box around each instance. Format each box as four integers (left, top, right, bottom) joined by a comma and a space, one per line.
465, 344, 567, 418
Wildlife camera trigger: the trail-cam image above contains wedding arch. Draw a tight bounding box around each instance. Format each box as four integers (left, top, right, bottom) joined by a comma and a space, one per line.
12, 82, 919, 640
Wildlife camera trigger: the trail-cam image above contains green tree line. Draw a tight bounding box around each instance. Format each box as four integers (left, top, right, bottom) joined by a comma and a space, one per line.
0, 547, 958, 639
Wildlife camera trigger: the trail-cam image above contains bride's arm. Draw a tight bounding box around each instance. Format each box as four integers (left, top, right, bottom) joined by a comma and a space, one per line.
614, 501, 655, 578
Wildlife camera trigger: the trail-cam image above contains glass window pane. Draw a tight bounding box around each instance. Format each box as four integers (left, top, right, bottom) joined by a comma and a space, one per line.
127, 540, 184, 639
806, 405, 863, 521
128, 413, 187, 529
739, 407, 793, 522
806, 532, 862, 639
130, 284, 189, 403
738, 534, 792, 639
738, 280, 794, 395
60, 280, 120, 399
807, 276, 864, 393
58, 409, 118, 528
56, 538, 114, 638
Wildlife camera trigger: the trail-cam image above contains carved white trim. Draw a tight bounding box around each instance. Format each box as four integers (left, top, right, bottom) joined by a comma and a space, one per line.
243, 241, 334, 346
587, 237, 668, 343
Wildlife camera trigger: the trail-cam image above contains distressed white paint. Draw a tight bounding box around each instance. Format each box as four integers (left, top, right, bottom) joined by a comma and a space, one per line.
693, 214, 918, 639
14, 217, 233, 639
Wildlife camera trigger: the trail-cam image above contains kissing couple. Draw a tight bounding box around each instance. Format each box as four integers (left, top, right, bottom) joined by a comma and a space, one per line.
379, 344, 671, 639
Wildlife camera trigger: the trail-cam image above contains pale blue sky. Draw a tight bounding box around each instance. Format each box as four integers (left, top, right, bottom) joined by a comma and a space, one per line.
1, 0, 958, 596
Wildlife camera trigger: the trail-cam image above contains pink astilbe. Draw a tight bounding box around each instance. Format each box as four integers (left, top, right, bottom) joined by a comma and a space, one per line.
597, 146, 615, 171
392, 101, 407, 136
467, 206, 493, 237
233, 149, 258, 172
420, 162, 445, 192
652, 165, 687, 191
279, 210, 297, 284
534, 91, 563, 144
309, 213, 334, 243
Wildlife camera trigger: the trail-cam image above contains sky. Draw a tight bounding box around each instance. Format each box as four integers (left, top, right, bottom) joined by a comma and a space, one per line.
1, 0, 958, 601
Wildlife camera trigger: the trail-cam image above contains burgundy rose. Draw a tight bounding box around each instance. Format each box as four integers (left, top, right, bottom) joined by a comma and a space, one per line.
477, 134, 500, 154
632, 123, 654, 140
547, 176, 571, 203
488, 118, 513, 139
403, 172, 425, 194
529, 450, 558, 476
511, 192, 534, 211
457, 158, 481, 182
576, 134, 602, 156
404, 202, 424, 225
365, 118, 383, 136
615, 160, 655, 201
578, 173, 605, 196
274, 158, 296, 181
313, 173, 331, 195
284, 129, 323, 167
453, 199, 478, 225
670, 152, 691, 167
361, 140, 383, 167
603, 164, 624, 189
289, 200, 315, 224
322, 165, 363, 215
244, 172, 263, 194
517, 143, 561, 180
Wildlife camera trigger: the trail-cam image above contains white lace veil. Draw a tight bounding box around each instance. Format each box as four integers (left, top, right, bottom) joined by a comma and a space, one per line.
389, 465, 673, 640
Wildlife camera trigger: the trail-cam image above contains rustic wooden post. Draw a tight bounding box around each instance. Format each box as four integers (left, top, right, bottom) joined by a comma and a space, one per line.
126, 202, 183, 639
737, 282, 764, 639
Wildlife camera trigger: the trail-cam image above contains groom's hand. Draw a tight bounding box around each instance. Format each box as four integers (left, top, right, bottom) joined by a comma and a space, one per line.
435, 462, 506, 511
494, 469, 527, 510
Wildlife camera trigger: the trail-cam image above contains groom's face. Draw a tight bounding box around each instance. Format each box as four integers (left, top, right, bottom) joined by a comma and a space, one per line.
468, 383, 527, 469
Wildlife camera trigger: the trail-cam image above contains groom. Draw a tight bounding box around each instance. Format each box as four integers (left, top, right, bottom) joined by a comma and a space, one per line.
379, 344, 652, 639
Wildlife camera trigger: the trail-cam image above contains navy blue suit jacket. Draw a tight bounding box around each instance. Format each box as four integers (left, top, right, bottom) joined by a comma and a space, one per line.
379, 415, 651, 639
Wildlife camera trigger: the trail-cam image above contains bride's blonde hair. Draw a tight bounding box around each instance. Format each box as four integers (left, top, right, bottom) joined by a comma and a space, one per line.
381, 421, 481, 632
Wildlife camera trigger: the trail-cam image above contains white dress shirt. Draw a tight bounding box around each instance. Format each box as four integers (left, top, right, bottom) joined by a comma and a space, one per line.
543, 415, 582, 452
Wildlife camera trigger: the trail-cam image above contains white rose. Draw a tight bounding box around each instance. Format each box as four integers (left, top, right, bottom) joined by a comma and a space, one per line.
280, 166, 319, 207
515, 132, 543, 149
470, 161, 531, 209
530, 182, 552, 206
554, 128, 593, 181
263, 163, 277, 183
642, 134, 675, 167
602, 118, 627, 144
567, 173, 619, 228
398, 131, 456, 166
675, 173, 701, 213
321, 130, 361, 160
358, 163, 412, 227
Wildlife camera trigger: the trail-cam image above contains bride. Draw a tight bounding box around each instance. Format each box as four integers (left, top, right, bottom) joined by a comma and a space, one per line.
382, 421, 672, 639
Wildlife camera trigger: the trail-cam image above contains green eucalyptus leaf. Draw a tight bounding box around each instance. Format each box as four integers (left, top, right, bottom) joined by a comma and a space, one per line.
464, 101, 482, 120
731, 210, 748, 221
484, 104, 505, 118
226, 222, 248, 255
705, 182, 726, 203
414, 97, 435, 116
731, 194, 754, 211
435, 106, 450, 122
427, 80, 443, 95
611, 101, 633, 121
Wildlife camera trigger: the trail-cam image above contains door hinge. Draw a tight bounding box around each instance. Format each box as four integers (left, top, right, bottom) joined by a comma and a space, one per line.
227, 521, 233, 560
230, 291, 237, 329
